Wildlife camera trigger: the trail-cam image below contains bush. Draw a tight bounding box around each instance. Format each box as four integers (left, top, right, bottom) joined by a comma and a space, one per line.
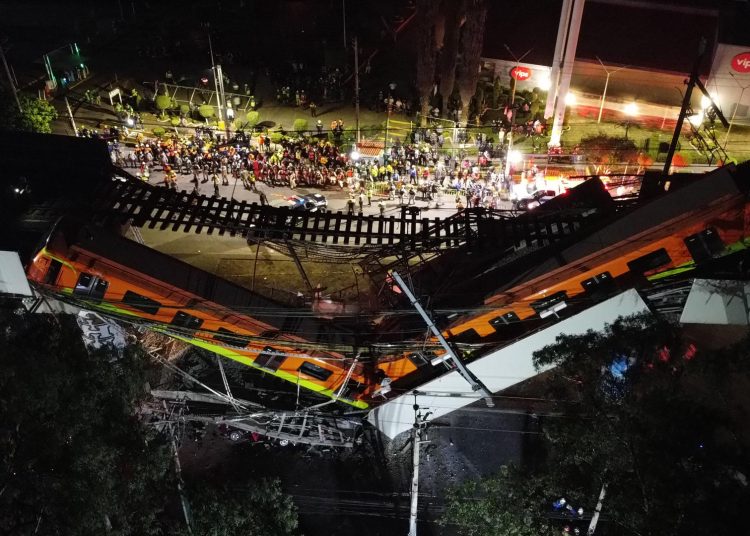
152, 126, 166, 138
245, 111, 260, 128
293, 118, 308, 133
170, 116, 180, 127
198, 104, 215, 119
580, 134, 638, 165
270, 131, 284, 144
179, 104, 190, 116
155, 95, 172, 117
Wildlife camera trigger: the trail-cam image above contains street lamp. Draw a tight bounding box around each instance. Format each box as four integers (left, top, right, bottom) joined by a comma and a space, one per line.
503, 44, 533, 179
725, 71, 750, 148
565, 93, 577, 106
622, 102, 639, 138
596, 56, 628, 124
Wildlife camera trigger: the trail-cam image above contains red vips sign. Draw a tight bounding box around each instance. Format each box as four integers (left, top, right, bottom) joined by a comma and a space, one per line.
731, 52, 750, 73
510, 66, 532, 81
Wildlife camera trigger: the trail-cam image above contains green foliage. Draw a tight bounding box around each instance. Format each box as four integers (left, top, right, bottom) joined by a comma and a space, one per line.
18, 94, 58, 133
0, 87, 58, 133
188, 479, 298, 536
0, 309, 175, 535
170, 116, 180, 127
155, 94, 173, 112
270, 131, 284, 144
152, 126, 166, 138
179, 104, 190, 116
579, 134, 638, 165
245, 110, 260, 128
443, 466, 558, 536
198, 104, 215, 119
445, 313, 750, 536
292, 118, 308, 133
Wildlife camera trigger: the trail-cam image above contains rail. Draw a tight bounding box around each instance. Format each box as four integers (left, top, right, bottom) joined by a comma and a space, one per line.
97, 168, 608, 252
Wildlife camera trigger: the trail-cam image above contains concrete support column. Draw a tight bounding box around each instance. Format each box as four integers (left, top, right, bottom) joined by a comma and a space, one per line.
545, 0, 573, 119
549, 0, 585, 147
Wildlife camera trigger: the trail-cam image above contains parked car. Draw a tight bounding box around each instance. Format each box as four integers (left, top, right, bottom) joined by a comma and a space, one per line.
514, 189, 558, 210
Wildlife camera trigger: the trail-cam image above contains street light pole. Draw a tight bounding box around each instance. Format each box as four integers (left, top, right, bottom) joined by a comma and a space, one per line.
342, 0, 347, 50
354, 36, 361, 143
0, 43, 22, 113
207, 27, 224, 127
596, 57, 628, 124
503, 45, 533, 179
724, 71, 750, 149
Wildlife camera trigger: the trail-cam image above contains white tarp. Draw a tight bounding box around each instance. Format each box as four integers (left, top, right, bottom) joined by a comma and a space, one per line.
368, 289, 650, 439
680, 279, 750, 326
0, 251, 32, 297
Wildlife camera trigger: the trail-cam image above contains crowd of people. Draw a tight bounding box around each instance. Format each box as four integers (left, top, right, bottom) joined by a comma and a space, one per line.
112, 123, 531, 213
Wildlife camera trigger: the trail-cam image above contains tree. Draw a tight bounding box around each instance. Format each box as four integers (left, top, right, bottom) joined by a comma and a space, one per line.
188, 479, 298, 536
455, 0, 487, 126
0, 308, 177, 535
245, 110, 260, 129
0, 86, 58, 134
436, 0, 465, 112
443, 465, 558, 536
155, 94, 173, 119
292, 118, 308, 133
198, 104, 215, 120
443, 313, 750, 536
579, 134, 638, 171
415, 0, 440, 126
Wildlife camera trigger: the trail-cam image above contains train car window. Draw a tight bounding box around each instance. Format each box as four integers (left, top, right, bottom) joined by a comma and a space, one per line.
684, 227, 725, 263
92, 279, 108, 300
449, 328, 482, 344
339, 380, 367, 399
260, 329, 281, 339
581, 272, 614, 293
44, 259, 62, 285
123, 290, 161, 315
627, 248, 671, 274
489, 311, 520, 328
254, 346, 287, 371
214, 327, 252, 347
298, 362, 333, 381
170, 311, 204, 334
73, 272, 109, 301
530, 291, 568, 317
406, 351, 436, 368
74, 273, 94, 295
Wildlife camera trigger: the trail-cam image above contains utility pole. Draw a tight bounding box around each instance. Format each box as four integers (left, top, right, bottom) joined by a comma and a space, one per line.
586, 482, 608, 535
503, 45, 533, 179
207, 27, 225, 127
64, 97, 78, 135
0, 43, 22, 113
391, 271, 495, 407
342, 0, 347, 50
408, 396, 430, 536
354, 36, 361, 142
